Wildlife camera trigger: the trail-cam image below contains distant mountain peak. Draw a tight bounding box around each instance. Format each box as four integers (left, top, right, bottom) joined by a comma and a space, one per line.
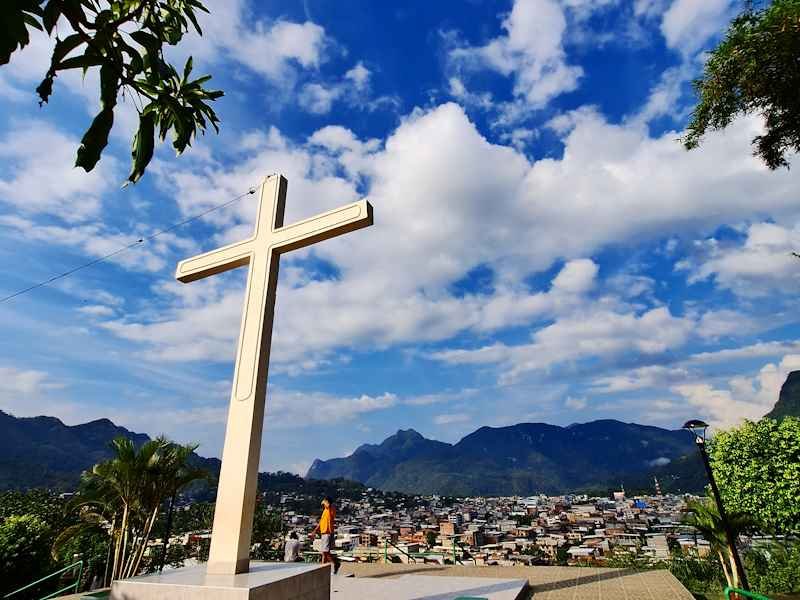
77, 417, 119, 429
391, 428, 423, 439
766, 370, 800, 420
1, 410, 65, 427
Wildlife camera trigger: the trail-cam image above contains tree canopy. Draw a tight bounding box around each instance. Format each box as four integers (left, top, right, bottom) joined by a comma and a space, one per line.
0, 514, 53, 597
57, 435, 207, 582
708, 417, 800, 533
1, 0, 223, 183
683, 0, 800, 169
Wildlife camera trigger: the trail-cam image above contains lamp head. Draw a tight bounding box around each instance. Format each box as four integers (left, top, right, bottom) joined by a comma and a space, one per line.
682, 419, 709, 444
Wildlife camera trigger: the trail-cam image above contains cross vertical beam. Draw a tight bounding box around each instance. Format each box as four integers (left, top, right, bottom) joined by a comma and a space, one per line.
175, 174, 373, 574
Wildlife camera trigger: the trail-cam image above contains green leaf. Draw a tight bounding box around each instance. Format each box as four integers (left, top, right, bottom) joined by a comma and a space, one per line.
190, 74, 212, 87
184, 8, 202, 36
58, 53, 105, 70
132, 80, 159, 96
127, 113, 155, 185
75, 106, 114, 172
98, 62, 118, 108
187, 0, 210, 14
141, 101, 157, 116
22, 13, 44, 31
36, 34, 85, 104
128, 50, 143, 75
0, 1, 44, 65
129, 30, 161, 52
182, 56, 193, 81
42, 0, 61, 35
59, 0, 90, 31
51, 33, 84, 65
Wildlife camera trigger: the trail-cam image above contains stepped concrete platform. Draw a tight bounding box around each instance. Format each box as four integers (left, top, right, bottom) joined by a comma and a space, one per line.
336, 564, 695, 600
109, 562, 329, 600
331, 573, 527, 599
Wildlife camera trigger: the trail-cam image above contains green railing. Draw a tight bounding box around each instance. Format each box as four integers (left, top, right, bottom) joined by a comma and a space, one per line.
382, 539, 468, 565
724, 588, 771, 600
3, 560, 83, 600
444, 535, 476, 565
383, 539, 417, 563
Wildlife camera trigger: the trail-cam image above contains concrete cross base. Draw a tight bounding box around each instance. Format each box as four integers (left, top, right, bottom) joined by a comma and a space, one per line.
110, 562, 330, 600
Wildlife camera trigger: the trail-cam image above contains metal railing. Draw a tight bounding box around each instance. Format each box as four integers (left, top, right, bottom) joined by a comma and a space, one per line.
382, 539, 470, 565
3, 560, 83, 600
383, 539, 417, 563
724, 588, 771, 600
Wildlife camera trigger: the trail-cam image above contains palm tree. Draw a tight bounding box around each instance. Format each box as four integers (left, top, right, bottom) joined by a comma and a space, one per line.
156, 443, 207, 572
53, 436, 207, 584
682, 497, 757, 588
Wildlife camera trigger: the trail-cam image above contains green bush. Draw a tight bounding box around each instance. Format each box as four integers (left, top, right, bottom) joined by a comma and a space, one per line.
0, 490, 69, 528
746, 541, 800, 595
668, 552, 726, 598
709, 417, 800, 534
604, 548, 666, 570
0, 514, 54, 596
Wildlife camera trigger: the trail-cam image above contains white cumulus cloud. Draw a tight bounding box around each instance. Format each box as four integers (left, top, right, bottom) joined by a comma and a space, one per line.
450, 0, 582, 108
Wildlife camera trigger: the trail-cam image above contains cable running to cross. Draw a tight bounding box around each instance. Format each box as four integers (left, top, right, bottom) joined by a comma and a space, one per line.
0, 186, 258, 305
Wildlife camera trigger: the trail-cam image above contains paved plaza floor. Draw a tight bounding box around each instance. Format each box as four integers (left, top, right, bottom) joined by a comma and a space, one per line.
64, 563, 696, 600
331, 573, 528, 600
337, 563, 695, 600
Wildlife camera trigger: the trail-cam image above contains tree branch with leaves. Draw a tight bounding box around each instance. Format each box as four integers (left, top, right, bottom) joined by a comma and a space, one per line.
683, 0, 800, 169
1, 0, 224, 184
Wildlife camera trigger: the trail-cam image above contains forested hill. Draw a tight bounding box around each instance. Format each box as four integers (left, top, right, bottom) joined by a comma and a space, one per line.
308, 371, 799, 497
0, 410, 366, 499
307, 420, 702, 496
1, 408, 699, 496
0, 410, 151, 491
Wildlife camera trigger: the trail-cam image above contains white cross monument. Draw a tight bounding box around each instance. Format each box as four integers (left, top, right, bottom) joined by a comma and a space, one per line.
176, 174, 373, 575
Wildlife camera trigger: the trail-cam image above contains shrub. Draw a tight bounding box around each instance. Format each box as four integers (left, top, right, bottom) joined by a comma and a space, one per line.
746, 541, 800, 595
0, 514, 54, 596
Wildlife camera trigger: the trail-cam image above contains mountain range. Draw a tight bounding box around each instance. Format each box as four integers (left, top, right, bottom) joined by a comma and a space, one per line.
307, 421, 703, 496
0, 410, 222, 492
2, 370, 797, 496
308, 370, 800, 496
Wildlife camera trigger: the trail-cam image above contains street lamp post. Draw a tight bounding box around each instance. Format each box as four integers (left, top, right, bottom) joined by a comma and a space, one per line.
682, 419, 749, 591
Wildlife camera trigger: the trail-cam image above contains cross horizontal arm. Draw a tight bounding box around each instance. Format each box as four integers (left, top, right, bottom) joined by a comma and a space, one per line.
272, 199, 374, 254
176, 239, 254, 283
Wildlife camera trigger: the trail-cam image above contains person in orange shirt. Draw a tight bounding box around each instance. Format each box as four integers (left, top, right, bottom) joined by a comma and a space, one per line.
310, 496, 340, 573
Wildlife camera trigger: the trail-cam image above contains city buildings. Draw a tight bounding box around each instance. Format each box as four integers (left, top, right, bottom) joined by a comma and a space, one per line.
265, 487, 710, 567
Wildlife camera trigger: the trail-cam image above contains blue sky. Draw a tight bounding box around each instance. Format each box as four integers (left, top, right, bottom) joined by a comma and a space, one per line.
1, 0, 799, 474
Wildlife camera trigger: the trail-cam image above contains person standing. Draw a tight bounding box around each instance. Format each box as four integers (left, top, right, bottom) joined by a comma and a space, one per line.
310, 496, 340, 573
